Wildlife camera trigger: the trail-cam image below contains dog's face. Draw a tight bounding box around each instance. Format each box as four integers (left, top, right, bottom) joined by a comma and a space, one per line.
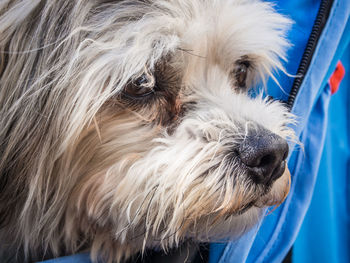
0, 0, 295, 262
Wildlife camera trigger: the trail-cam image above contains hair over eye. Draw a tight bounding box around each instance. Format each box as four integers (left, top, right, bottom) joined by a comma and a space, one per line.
235, 61, 250, 88
124, 71, 155, 98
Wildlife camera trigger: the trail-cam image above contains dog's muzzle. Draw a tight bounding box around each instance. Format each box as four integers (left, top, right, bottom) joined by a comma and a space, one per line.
237, 128, 289, 186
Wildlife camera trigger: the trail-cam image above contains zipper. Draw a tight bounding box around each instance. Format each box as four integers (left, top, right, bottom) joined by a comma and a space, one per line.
286, 0, 334, 110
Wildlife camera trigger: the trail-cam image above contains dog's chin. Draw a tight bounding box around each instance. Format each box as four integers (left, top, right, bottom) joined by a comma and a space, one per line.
183, 166, 291, 243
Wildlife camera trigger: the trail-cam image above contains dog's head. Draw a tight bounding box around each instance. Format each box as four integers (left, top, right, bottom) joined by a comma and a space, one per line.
0, 0, 295, 262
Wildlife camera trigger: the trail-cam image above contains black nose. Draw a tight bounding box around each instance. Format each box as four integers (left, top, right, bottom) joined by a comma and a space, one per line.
238, 129, 289, 185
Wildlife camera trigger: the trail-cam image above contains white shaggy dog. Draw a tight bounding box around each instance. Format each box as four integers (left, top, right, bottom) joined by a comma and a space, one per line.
0, 0, 295, 262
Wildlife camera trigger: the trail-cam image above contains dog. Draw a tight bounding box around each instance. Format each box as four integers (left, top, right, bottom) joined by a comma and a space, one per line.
0, 0, 295, 262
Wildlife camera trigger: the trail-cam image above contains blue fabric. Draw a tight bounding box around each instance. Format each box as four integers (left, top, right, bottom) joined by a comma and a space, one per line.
38, 253, 91, 263
266, 0, 322, 101
293, 44, 350, 263
211, 0, 350, 263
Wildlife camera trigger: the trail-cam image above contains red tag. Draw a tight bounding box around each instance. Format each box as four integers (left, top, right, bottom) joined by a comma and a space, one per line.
329, 61, 345, 95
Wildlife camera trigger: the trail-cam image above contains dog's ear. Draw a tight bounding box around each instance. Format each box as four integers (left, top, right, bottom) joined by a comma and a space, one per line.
0, 0, 44, 200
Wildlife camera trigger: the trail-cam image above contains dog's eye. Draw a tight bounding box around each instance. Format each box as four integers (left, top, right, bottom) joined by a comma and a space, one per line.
235, 62, 250, 88
124, 74, 154, 97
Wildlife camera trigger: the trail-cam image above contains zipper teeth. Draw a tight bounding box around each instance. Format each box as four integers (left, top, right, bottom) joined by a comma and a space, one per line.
286, 0, 334, 110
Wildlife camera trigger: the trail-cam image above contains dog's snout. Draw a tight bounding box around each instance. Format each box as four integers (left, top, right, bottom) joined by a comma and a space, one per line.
238, 130, 289, 185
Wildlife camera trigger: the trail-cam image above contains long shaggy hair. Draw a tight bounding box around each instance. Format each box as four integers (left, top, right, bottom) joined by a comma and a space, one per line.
0, 0, 295, 262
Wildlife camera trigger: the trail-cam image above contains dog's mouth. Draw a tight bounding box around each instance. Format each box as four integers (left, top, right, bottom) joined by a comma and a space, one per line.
234, 165, 291, 216
235, 201, 255, 215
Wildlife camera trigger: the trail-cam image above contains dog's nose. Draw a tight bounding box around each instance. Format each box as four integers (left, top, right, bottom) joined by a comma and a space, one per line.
238, 129, 288, 185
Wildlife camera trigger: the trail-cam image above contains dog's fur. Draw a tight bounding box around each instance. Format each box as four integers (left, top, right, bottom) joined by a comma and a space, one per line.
0, 0, 295, 262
